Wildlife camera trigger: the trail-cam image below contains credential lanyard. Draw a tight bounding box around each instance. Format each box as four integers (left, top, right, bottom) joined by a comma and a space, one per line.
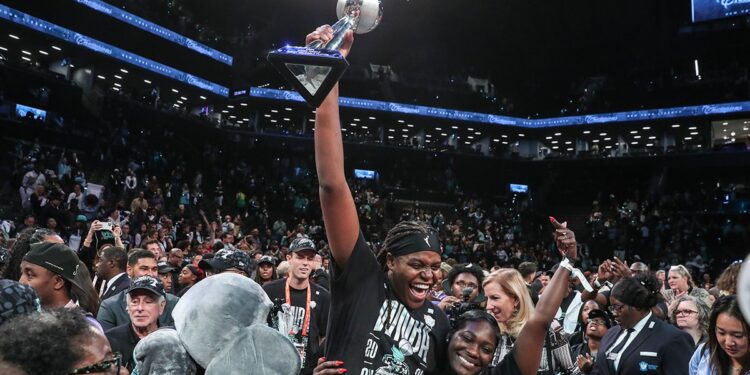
285, 277, 311, 337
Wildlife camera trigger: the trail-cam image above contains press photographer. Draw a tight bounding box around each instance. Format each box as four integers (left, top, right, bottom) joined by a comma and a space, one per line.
436, 263, 486, 323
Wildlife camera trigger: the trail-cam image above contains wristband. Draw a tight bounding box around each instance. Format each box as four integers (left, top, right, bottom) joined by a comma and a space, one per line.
593, 279, 603, 289
559, 258, 574, 272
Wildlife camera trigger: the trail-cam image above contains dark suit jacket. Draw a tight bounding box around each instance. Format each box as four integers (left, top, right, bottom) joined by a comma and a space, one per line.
105, 323, 139, 370
595, 315, 693, 375
101, 274, 131, 301
96, 290, 179, 331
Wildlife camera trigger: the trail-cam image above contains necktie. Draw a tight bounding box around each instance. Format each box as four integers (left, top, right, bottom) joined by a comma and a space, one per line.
608, 328, 635, 373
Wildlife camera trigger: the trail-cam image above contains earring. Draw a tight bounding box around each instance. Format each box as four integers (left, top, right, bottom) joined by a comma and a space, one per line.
512, 306, 519, 316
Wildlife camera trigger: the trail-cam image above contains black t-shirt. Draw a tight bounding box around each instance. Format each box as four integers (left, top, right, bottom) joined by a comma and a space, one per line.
324, 232, 450, 375
486, 351, 523, 375
264, 277, 330, 375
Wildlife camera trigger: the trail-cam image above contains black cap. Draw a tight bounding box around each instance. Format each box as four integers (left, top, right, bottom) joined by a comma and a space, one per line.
289, 237, 317, 254
128, 276, 166, 298
588, 309, 612, 328
199, 250, 252, 275
157, 261, 177, 274
23, 242, 83, 290
258, 255, 277, 267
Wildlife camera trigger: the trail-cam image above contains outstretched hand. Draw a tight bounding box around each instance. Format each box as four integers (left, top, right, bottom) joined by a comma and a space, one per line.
550, 217, 577, 261
306, 25, 354, 58
313, 357, 347, 375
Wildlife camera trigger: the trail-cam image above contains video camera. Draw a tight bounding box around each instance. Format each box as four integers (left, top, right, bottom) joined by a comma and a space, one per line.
445, 287, 482, 328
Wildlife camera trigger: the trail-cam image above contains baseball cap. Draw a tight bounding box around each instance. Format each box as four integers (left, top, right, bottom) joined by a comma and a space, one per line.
128, 276, 166, 298
75, 215, 88, 222
257, 255, 277, 267
157, 261, 177, 274
587, 309, 612, 328
0, 279, 41, 325
23, 242, 83, 290
289, 237, 317, 254
199, 250, 253, 275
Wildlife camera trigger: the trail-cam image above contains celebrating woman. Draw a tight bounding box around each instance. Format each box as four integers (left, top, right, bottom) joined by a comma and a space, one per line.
311, 24, 582, 375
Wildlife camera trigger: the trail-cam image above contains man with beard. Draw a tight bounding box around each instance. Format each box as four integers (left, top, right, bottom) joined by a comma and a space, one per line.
263, 237, 330, 375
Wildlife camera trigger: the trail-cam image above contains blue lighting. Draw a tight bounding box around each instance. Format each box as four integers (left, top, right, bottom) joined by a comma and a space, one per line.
0, 4, 229, 97
246, 87, 750, 128
75, 0, 232, 65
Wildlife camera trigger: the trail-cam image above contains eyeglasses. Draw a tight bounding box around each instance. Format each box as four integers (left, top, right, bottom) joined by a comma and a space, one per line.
588, 319, 608, 327
454, 280, 479, 290
608, 304, 627, 314
69, 352, 121, 374
675, 309, 698, 316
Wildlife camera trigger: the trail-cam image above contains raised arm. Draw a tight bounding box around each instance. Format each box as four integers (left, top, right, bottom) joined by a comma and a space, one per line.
511, 218, 577, 375
310, 26, 359, 268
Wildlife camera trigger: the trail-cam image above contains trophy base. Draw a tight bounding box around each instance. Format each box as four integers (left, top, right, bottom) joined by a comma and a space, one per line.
267, 46, 350, 108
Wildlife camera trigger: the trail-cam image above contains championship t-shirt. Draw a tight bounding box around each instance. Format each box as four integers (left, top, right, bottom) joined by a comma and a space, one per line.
324, 232, 450, 375
264, 278, 330, 375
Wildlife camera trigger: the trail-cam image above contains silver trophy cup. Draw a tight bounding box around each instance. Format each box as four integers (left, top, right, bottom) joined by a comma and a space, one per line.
267, 0, 383, 107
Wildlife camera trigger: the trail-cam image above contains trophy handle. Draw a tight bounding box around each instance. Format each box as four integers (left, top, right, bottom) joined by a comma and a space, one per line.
305, 15, 358, 51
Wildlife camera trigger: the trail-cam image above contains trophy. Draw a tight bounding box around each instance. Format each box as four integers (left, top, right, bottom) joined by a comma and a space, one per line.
267, 0, 383, 107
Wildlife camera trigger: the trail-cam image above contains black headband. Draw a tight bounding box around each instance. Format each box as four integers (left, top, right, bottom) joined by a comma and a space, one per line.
389, 232, 442, 257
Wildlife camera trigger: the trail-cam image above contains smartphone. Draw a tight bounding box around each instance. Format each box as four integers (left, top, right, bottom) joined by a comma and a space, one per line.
100, 222, 113, 231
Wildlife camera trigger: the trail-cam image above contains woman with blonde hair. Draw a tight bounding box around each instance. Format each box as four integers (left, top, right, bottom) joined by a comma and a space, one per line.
715, 261, 742, 296
484, 218, 581, 375
663, 264, 712, 316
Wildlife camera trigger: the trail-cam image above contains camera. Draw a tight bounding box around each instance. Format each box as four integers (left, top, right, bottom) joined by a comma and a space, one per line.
445, 287, 482, 328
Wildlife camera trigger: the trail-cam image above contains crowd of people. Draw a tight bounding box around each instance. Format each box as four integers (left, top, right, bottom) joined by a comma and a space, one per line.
0, 27, 748, 375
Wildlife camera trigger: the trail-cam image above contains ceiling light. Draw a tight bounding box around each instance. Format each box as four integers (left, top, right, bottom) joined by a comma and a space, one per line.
227, 105, 234, 109
567, 148, 574, 151
113, 87, 120, 91
120, 69, 129, 73
388, 128, 395, 132
435, 127, 442, 131
113, 82, 122, 87
353, 118, 360, 122
270, 119, 277, 123
408, 124, 415, 128
689, 126, 697, 130
283, 118, 290, 121
451, 126, 458, 129
176, 100, 183, 104
552, 146, 559, 150
369, 116, 376, 120
426, 134, 432, 138
502, 141, 509, 145
565, 141, 572, 144
285, 107, 292, 111
493, 139, 500, 142
634, 135, 641, 139
271, 109, 278, 113
21, 56, 31, 62
21, 50, 31, 55
583, 130, 591, 134
38, 50, 48, 55
180, 96, 187, 101
0, 46, 7, 51
9, 34, 19, 40
200, 95, 206, 100
221, 110, 228, 113
642, 126, 651, 130
630, 131, 638, 134
388, 135, 394, 139
171, 88, 178, 93
545, 136, 553, 140
51, 45, 61, 51
649, 136, 656, 139
599, 133, 607, 136
684, 137, 692, 140
144, 79, 152, 84
240, 103, 248, 106
722, 122, 728, 125
398, 120, 405, 123
592, 139, 599, 143
690, 132, 699, 135
551, 141, 558, 144
114, 75, 122, 79
97, 75, 106, 79
631, 142, 638, 145
264, 114, 271, 118
362, 126, 368, 129
519, 133, 525, 137
555, 133, 562, 136
646, 143, 654, 147
440, 133, 447, 136
604, 137, 612, 141
672, 124, 680, 128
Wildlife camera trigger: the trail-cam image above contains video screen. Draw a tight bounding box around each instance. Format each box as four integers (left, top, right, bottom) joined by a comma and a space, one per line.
692, 0, 750, 22
509, 184, 529, 193
15, 104, 47, 121
354, 169, 378, 180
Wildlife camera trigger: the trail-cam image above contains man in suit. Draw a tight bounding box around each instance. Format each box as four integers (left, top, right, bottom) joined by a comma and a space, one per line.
595, 275, 693, 375
105, 275, 167, 371
95, 246, 130, 301
97, 249, 179, 331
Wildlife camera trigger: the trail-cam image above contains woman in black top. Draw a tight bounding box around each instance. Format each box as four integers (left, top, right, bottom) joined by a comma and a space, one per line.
311, 24, 582, 375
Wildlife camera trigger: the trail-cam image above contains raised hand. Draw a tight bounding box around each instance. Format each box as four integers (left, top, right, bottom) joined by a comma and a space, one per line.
550, 217, 577, 261
306, 25, 354, 58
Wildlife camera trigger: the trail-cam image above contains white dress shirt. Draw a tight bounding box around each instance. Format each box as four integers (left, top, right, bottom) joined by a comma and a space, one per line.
610, 312, 652, 371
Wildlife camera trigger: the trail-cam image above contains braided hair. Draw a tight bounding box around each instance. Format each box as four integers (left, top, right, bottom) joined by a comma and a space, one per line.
376, 220, 433, 272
